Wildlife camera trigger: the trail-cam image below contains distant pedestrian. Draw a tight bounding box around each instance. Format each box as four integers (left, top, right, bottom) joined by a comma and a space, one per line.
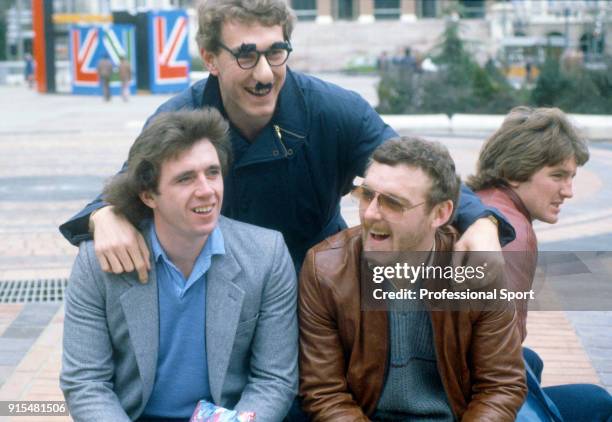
398, 47, 417, 71
524, 60, 533, 84
118, 56, 132, 102
376, 51, 389, 72
97, 54, 113, 101
24, 53, 34, 89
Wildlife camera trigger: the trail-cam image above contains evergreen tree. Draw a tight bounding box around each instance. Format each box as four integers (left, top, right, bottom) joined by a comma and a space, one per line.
376, 19, 520, 115
530, 58, 572, 107
0, 4, 7, 61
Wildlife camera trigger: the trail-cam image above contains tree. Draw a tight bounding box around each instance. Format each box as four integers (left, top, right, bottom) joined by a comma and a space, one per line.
376, 19, 519, 115
531, 57, 612, 114
0, 2, 8, 61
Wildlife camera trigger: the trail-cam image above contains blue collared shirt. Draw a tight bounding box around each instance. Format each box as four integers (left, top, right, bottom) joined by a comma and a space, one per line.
143, 223, 225, 418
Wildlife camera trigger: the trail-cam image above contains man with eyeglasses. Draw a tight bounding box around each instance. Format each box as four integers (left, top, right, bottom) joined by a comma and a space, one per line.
60, 0, 514, 282
299, 137, 526, 421
59, 1, 512, 283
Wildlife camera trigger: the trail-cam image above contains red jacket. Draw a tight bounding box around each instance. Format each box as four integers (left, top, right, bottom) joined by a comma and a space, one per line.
478, 185, 537, 341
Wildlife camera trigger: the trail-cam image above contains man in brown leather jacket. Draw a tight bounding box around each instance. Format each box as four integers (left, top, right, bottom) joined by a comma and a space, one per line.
299, 137, 526, 421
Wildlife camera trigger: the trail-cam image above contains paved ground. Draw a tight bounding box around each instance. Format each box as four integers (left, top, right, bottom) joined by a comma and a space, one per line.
0, 79, 610, 420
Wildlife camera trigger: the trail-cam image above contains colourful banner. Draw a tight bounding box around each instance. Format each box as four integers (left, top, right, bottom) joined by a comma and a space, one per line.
69, 24, 136, 96
147, 10, 190, 93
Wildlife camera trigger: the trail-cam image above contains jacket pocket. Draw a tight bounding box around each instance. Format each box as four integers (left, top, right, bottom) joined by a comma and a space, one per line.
236, 313, 259, 334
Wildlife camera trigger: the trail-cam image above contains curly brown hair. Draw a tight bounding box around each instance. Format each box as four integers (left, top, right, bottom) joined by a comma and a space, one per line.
196, 0, 296, 53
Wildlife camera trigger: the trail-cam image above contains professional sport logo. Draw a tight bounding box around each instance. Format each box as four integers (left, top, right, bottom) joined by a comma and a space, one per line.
148, 10, 190, 93
69, 25, 136, 95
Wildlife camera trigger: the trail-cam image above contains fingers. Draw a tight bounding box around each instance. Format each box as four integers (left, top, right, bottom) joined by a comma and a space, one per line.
95, 242, 150, 283
136, 233, 150, 271
131, 234, 151, 283
91, 208, 150, 281
96, 251, 111, 273
95, 243, 123, 273
116, 247, 135, 273
106, 251, 126, 274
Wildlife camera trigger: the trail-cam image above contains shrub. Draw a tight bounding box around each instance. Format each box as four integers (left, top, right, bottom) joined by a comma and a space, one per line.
376, 20, 520, 116
531, 57, 612, 113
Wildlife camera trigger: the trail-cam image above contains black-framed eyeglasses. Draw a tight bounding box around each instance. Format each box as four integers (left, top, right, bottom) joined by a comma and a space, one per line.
217, 41, 292, 70
350, 185, 426, 219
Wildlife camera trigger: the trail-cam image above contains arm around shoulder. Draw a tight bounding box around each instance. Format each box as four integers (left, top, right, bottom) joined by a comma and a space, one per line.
455, 185, 516, 246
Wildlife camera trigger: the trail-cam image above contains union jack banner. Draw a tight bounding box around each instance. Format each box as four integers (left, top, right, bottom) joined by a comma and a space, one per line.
69, 24, 136, 95
148, 10, 190, 93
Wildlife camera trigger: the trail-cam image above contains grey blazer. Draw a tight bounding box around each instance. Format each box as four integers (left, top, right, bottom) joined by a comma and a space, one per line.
60, 217, 298, 422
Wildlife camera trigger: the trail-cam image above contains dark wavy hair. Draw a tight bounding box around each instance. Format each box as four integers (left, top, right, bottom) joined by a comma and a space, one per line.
467, 106, 589, 191
196, 0, 296, 52
103, 108, 231, 225
369, 136, 461, 223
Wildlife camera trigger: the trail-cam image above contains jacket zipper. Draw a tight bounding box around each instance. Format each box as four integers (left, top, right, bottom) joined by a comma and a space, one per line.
273, 124, 289, 157
277, 125, 306, 140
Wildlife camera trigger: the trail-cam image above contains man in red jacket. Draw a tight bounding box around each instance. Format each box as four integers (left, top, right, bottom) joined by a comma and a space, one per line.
469, 106, 612, 421
469, 106, 589, 342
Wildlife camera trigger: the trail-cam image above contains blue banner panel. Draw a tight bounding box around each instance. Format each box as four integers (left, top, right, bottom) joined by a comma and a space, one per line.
147, 10, 190, 94
69, 24, 137, 96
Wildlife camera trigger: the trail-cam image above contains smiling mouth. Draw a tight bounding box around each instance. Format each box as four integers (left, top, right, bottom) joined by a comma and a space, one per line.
193, 205, 214, 215
245, 86, 272, 97
369, 230, 390, 241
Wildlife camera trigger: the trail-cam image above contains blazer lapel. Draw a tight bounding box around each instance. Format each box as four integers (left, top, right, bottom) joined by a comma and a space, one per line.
119, 267, 159, 406
205, 250, 243, 403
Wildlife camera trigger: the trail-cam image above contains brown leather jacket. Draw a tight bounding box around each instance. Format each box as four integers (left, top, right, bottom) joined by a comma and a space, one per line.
478, 185, 538, 342
299, 226, 526, 421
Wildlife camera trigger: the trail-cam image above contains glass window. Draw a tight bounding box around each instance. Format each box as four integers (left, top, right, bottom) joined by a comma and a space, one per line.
335, 0, 354, 20
421, 0, 437, 18
292, 0, 317, 21
458, 0, 485, 19
374, 0, 400, 20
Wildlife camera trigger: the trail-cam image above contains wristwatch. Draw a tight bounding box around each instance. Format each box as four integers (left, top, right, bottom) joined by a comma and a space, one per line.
486, 214, 499, 227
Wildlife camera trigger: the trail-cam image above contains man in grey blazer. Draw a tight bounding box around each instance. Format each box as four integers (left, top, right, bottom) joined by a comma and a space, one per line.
60, 109, 298, 422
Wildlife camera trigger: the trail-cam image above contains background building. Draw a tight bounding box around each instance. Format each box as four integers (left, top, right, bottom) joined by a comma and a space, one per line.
1, 0, 610, 72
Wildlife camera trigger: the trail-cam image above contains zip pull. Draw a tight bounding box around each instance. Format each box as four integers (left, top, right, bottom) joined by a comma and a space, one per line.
273, 124, 290, 157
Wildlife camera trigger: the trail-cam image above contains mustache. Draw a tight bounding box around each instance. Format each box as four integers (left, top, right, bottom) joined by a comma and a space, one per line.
254, 82, 273, 92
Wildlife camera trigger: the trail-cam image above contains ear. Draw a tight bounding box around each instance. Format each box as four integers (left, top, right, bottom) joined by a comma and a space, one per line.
201, 48, 219, 76
429, 200, 454, 229
507, 179, 520, 188
139, 191, 157, 210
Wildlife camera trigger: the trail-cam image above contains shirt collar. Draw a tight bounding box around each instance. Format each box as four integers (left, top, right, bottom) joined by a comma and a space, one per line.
149, 223, 225, 262
499, 184, 532, 221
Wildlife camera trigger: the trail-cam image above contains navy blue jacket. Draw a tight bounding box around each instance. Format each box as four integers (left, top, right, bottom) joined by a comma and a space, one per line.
59, 69, 514, 268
